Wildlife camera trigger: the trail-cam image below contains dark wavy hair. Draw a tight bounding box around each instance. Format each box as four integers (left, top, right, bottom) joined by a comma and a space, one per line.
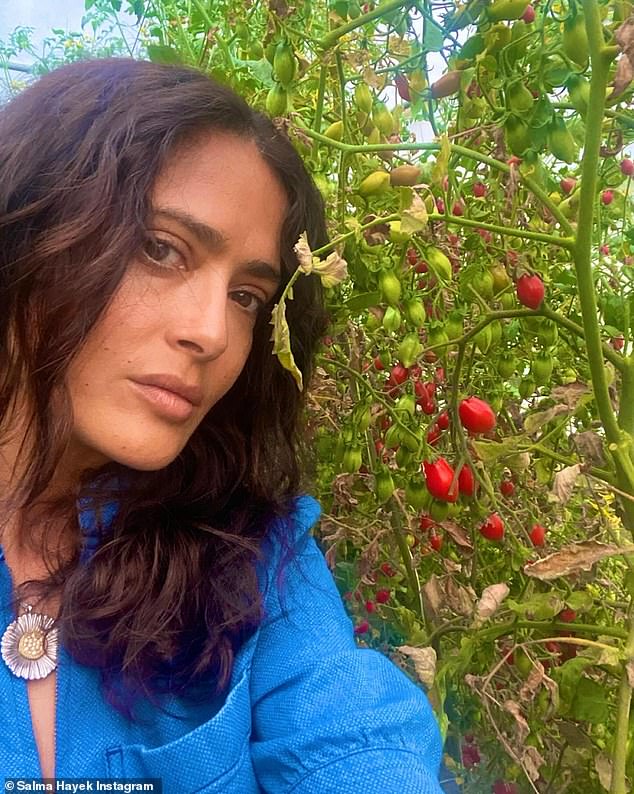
0, 57, 329, 717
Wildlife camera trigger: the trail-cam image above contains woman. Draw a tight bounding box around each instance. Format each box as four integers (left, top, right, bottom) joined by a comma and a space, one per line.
0, 58, 443, 791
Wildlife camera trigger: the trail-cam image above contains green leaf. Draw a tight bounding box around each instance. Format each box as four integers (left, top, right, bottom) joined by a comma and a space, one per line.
507, 592, 565, 620
565, 591, 593, 612
270, 299, 303, 390
147, 44, 184, 65
423, 19, 445, 52
571, 677, 609, 723
345, 291, 381, 312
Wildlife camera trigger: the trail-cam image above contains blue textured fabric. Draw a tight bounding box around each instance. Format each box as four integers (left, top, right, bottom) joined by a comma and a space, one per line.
0, 493, 443, 792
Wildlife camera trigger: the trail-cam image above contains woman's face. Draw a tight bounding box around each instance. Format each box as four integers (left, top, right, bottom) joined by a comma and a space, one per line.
65, 132, 287, 472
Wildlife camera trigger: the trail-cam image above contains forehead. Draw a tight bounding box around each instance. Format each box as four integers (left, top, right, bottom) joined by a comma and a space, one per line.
152, 132, 288, 253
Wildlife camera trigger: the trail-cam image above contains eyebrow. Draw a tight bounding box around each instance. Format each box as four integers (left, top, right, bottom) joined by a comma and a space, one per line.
152, 206, 282, 287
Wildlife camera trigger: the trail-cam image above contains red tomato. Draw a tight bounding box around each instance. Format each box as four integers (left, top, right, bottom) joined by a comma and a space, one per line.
354, 620, 370, 635
419, 515, 435, 531
375, 588, 390, 604
422, 458, 459, 502
521, 4, 535, 23
426, 424, 442, 446
430, 533, 443, 551
529, 523, 546, 546
459, 396, 497, 434
500, 479, 515, 497
621, 158, 634, 177
516, 273, 545, 309
473, 182, 487, 198
373, 355, 384, 371
437, 411, 450, 430
560, 177, 576, 195
458, 464, 476, 496
559, 608, 577, 623
390, 363, 409, 385
479, 513, 504, 541
394, 73, 411, 102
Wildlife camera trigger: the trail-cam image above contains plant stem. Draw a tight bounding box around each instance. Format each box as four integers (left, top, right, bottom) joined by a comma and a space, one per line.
297, 123, 574, 234
428, 212, 574, 250
319, 0, 410, 50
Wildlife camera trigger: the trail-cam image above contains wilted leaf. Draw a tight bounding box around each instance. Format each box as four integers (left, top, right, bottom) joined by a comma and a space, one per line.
400, 192, 429, 234
445, 578, 476, 617
595, 753, 613, 791
503, 700, 529, 743
524, 541, 634, 581
524, 404, 569, 434
551, 381, 590, 408
522, 745, 545, 782
474, 583, 509, 625
519, 660, 545, 702
294, 231, 313, 270
397, 645, 437, 688
613, 16, 634, 96
362, 65, 382, 90
440, 519, 473, 550
573, 430, 605, 465
270, 300, 303, 390
431, 133, 451, 186
559, 721, 593, 750
550, 463, 582, 504
422, 575, 444, 620
612, 55, 633, 96
471, 435, 527, 464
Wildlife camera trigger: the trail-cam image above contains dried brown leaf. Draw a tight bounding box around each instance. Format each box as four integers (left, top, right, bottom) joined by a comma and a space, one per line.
550, 463, 582, 504
613, 54, 634, 96
551, 381, 590, 408
440, 519, 474, 550
422, 575, 444, 621
573, 430, 605, 465
397, 645, 437, 688
503, 700, 530, 744
474, 583, 510, 625
519, 660, 545, 703
522, 745, 545, 782
524, 540, 634, 581
445, 577, 476, 617
595, 753, 613, 791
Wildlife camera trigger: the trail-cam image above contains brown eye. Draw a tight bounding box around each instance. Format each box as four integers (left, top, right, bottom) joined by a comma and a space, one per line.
142, 236, 185, 269
230, 290, 266, 315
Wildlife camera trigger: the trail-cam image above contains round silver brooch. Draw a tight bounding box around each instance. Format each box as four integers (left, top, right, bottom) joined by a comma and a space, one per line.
1, 604, 59, 680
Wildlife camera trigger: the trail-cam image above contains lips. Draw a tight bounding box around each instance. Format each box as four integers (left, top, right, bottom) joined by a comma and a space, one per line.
130, 374, 203, 406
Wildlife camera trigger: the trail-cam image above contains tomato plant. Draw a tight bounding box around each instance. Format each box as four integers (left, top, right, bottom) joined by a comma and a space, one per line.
16, 0, 634, 790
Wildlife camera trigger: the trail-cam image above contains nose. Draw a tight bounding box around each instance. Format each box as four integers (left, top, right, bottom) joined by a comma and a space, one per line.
166, 279, 229, 361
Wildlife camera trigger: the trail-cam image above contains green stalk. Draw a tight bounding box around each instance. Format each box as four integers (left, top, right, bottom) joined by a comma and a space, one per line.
319, 0, 410, 50
297, 123, 573, 234
577, 3, 634, 791
428, 212, 574, 250
575, 1, 634, 495
313, 64, 327, 131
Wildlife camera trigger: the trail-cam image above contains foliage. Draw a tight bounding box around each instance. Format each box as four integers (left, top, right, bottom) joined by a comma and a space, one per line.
5, 0, 634, 791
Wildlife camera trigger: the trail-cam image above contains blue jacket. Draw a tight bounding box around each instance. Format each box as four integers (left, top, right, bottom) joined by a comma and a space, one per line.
0, 494, 443, 792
